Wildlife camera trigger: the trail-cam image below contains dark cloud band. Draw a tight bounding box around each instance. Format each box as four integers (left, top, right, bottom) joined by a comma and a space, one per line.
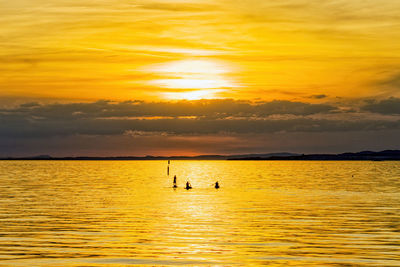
1, 99, 399, 138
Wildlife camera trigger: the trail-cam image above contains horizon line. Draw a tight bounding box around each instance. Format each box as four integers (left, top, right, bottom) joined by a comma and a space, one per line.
1, 149, 400, 160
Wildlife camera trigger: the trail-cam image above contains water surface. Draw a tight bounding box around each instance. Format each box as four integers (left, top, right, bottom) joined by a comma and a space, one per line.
0, 161, 399, 266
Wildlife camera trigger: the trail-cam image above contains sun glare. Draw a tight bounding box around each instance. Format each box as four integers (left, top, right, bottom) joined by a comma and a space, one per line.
151, 78, 234, 89
146, 59, 238, 100
163, 89, 224, 100
153, 59, 230, 74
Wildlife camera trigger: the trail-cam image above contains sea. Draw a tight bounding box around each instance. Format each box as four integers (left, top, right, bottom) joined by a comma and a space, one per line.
0, 160, 399, 266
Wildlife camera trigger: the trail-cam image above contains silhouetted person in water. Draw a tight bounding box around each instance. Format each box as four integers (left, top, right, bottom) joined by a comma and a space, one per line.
173, 175, 177, 188
215, 181, 220, 189
167, 165, 169, 176
185, 181, 192, 190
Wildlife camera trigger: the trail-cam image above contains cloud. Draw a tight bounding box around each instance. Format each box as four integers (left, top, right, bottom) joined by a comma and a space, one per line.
1, 98, 400, 156
19, 102, 41, 108
1, 99, 399, 139
138, 2, 217, 12
378, 72, 400, 89
362, 97, 400, 115
2, 99, 337, 119
309, 94, 327, 99
123, 130, 169, 137
254, 100, 334, 116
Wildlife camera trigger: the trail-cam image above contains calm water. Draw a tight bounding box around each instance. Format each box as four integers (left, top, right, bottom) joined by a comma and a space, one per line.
0, 161, 399, 266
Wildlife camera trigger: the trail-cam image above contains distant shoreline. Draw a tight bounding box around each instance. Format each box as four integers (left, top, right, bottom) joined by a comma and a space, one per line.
1, 150, 400, 161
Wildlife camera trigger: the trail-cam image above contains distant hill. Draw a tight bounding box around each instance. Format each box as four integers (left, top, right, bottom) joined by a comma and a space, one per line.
230, 150, 400, 161
227, 152, 299, 159
31, 155, 52, 159
1, 150, 399, 160
0, 153, 298, 161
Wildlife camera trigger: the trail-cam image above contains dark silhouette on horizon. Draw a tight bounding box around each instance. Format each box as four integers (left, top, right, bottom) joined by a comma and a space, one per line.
2, 150, 400, 161
215, 181, 220, 189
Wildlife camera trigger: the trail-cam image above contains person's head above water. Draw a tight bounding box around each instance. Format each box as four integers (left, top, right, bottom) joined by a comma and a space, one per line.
185, 181, 192, 189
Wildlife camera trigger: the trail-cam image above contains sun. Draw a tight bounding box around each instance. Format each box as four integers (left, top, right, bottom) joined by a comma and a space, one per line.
152, 78, 234, 90
146, 59, 238, 100
163, 89, 225, 100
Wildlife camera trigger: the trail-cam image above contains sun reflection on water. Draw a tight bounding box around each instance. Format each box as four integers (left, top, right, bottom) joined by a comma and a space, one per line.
0, 160, 399, 266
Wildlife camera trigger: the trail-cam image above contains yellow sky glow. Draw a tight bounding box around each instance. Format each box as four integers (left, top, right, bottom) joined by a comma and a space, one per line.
1, 0, 400, 102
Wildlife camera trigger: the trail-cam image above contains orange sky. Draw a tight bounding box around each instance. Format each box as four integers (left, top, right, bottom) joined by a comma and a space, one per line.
1, 0, 400, 103
1, 0, 400, 156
